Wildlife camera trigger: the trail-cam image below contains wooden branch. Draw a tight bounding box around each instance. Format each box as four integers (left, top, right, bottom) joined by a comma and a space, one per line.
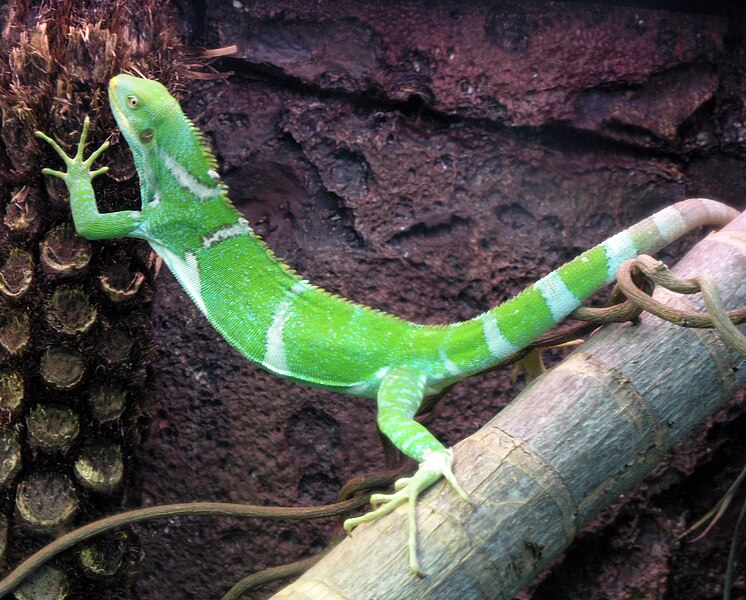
271, 210, 746, 600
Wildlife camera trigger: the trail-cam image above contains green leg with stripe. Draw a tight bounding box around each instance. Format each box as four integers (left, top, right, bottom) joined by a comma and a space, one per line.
343, 366, 470, 576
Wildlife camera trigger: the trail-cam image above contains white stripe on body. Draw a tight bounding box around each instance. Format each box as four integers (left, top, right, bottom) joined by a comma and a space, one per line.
164, 153, 223, 201
481, 313, 519, 359
534, 270, 582, 321
262, 281, 309, 375
202, 218, 252, 248
601, 230, 638, 284
651, 206, 688, 243
148, 241, 207, 314
439, 347, 463, 377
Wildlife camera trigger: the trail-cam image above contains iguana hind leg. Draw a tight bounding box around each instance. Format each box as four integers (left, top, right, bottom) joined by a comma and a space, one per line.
343, 366, 470, 576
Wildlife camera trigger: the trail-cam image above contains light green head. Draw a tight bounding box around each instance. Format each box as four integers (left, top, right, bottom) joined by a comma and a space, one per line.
109, 74, 180, 143
108, 74, 221, 205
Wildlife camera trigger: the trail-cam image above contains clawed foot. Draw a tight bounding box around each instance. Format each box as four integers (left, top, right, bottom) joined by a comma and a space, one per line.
511, 339, 585, 384
343, 449, 470, 576
35, 116, 110, 183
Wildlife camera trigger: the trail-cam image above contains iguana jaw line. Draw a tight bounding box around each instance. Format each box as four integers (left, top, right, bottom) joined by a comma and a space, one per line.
107, 76, 158, 206
108, 77, 137, 144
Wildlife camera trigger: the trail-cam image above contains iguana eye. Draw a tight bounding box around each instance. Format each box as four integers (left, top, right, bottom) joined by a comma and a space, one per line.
127, 95, 138, 109
139, 129, 154, 144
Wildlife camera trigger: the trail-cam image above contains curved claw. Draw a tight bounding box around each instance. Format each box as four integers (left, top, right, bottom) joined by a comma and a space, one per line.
40, 167, 66, 180
90, 166, 109, 179
393, 476, 412, 492
343, 449, 470, 576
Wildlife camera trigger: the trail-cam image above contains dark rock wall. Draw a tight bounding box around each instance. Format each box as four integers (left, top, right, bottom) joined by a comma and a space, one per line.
136, 1, 745, 598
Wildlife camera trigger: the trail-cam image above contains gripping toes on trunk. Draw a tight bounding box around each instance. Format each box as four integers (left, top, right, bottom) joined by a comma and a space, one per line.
35, 116, 110, 183
343, 366, 471, 576
36, 117, 142, 240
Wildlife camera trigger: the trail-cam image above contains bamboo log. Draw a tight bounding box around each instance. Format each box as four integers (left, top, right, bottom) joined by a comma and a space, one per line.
3, 187, 41, 239
88, 382, 128, 423
272, 209, 746, 600
0, 514, 7, 561
78, 530, 129, 578
0, 248, 34, 299
45, 286, 97, 336
99, 261, 145, 303
98, 329, 134, 365
0, 428, 21, 488
0, 311, 29, 356
73, 443, 123, 494
12, 565, 68, 600
15, 472, 77, 533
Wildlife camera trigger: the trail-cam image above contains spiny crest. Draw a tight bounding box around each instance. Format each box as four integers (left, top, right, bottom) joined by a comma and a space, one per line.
283, 262, 413, 326
185, 115, 219, 173
112, 76, 412, 326
109, 74, 219, 191
236, 222, 413, 326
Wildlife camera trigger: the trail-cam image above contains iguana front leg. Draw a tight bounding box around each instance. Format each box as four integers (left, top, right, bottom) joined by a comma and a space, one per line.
343, 366, 470, 576
35, 117, 143, 240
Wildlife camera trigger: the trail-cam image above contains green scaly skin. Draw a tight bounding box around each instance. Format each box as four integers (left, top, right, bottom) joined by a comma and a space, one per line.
35, 75, 738, 575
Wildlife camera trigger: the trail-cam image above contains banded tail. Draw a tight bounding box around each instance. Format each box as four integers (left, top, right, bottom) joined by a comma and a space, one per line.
423, 198, 738, 387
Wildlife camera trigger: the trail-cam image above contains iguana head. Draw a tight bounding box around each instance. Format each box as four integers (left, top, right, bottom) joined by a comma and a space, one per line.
108, 74, 178, 147
108, 74, 222, 204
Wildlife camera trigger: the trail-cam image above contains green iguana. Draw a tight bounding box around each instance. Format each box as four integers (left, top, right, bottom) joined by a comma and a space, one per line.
35, 74, 738, 575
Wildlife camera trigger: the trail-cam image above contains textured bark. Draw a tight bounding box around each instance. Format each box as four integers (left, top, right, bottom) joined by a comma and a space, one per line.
26, 404, 80, 453
0, 2, 184, 597
272, 211, 746, 598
